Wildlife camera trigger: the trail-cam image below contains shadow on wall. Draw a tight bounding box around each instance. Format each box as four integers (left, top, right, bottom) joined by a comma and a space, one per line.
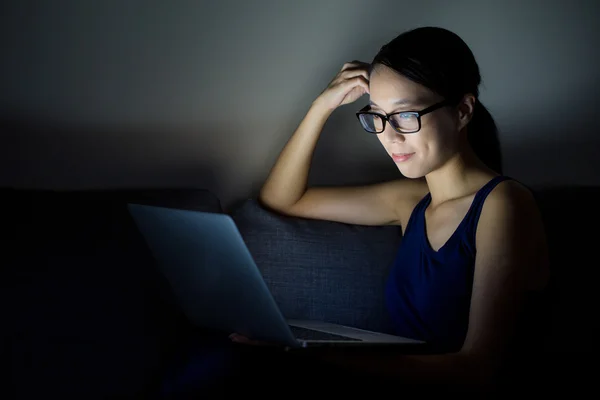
0, 113, 223, 196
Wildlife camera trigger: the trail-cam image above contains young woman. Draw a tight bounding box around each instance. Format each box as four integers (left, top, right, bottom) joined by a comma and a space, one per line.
231, 26, 549, 393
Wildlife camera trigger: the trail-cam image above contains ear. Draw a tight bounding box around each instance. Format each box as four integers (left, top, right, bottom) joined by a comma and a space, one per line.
456, 93, 476, 132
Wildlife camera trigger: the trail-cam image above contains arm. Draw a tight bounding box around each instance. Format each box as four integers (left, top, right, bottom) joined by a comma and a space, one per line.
259, 61, 370, 214
259, 62, 428, 226
318, 180, 549, 388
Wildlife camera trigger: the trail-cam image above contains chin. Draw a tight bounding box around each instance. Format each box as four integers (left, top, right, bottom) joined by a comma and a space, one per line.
396, 167, 425, 179
395, 161, 427, 179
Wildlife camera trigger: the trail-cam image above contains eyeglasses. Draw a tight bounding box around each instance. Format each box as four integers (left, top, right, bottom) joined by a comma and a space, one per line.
356, 99, 452, 134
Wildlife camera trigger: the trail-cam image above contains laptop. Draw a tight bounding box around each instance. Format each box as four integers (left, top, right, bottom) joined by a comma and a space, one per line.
127, 203, 424, 349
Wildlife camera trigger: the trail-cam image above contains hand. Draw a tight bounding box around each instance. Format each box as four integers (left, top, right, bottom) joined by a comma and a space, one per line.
228, 333, 279, 347
314, 60, 371, 112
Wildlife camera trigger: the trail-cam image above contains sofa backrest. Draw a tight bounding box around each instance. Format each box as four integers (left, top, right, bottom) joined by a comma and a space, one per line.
231, 199, 403, 333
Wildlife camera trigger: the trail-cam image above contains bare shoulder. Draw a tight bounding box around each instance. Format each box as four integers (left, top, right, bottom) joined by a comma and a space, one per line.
476, 178, 549, 286
381, 177, 429, 226
481, 179, 540, 219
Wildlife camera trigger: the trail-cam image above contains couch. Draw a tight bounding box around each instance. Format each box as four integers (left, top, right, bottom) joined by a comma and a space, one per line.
1, 184, 598, 398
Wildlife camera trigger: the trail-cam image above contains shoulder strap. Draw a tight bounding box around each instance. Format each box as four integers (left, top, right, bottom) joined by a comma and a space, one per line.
402, 192, 431, 235
464, 175, 513, 243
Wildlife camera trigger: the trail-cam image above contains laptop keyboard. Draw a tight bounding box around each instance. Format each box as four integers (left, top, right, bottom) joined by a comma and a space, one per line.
289, 325, 362, 341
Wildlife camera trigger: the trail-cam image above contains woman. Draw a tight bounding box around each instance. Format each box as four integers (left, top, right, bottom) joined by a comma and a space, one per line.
231, 26, 549, 393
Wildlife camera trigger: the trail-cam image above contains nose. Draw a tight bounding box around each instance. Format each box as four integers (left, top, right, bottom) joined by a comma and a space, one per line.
382, 124, 406, 144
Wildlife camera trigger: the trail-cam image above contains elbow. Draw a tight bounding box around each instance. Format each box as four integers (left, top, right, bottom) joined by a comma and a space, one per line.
257, 189, 280, 211
257, 188, 270, 208
257, 190, 294, 216
257, 186, 279, 210
257, 186, 303, 216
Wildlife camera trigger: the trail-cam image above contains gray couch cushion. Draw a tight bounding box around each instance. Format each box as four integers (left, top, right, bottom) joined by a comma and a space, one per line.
230, 199, 402, 333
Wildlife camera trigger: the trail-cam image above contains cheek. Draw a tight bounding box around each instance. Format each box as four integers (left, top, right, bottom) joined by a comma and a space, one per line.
421, 119, 459, 152
406, 131, 452, 167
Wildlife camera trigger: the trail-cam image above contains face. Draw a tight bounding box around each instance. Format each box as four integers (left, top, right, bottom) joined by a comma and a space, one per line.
367, 64, 470, 179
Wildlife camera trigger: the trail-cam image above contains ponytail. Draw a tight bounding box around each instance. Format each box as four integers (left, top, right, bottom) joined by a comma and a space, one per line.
468, 100, 503, 175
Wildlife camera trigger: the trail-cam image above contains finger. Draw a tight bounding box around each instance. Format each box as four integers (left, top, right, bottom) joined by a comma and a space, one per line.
327, 66, 369, 92
230, 334, 268, 346
328, 66, 369, 90
343, 75, 370, 94
341, 60, 369, 72
229, 333, 251, 342
341, 61, 358, 71
339, 68, 370, 83
229, 333, 251, 343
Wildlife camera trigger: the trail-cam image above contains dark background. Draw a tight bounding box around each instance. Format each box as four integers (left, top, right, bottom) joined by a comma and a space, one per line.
2, 0, 599, 210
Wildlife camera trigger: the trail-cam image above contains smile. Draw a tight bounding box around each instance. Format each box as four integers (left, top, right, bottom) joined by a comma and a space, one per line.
392, 153, 415, 163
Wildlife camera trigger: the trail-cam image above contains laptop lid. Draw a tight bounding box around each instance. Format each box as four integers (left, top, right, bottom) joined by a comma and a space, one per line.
127, 203, 300, 347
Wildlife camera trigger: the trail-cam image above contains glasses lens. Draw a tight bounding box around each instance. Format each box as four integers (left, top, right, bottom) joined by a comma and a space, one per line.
390, 113, 419, 132
358, 113, 384, 133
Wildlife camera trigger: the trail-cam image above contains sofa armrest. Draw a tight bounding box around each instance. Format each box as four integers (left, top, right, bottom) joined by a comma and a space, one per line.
230, 199, 402, 333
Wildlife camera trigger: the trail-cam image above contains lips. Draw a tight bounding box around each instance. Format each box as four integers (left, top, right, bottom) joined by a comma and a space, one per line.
392, 152, 415, 163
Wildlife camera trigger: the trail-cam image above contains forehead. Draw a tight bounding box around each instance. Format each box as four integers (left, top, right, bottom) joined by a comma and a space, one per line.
368, 65, 435, 109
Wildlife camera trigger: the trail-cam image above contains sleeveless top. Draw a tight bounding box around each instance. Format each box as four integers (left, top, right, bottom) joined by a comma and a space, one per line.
384, 175, 513, 352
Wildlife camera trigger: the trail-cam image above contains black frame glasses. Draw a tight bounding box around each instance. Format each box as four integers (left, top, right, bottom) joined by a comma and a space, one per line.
356, 99, 453, 134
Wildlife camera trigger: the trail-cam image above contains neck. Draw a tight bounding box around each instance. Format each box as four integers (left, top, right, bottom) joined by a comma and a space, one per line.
424, 145, 496, 207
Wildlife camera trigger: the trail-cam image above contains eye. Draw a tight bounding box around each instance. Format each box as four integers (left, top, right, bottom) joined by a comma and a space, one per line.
398, 113, 413, 119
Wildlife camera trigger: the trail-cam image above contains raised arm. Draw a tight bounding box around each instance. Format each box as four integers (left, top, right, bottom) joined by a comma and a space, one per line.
259, 61, 427, 226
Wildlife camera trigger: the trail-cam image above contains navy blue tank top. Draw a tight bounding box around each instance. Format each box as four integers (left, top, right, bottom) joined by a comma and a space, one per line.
384, 175, 512, 352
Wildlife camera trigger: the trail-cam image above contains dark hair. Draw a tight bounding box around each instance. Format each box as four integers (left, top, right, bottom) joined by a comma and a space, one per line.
370, 27, 502, 174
